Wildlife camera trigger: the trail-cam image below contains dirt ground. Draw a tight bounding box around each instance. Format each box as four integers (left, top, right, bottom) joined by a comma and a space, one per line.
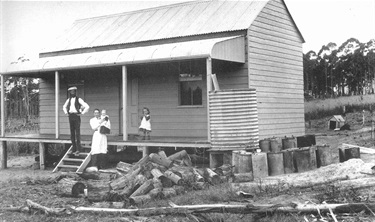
1, 111, 375, 182
1, 112, 375, 221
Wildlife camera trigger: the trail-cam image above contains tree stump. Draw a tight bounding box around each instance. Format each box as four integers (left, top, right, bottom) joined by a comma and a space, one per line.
57, 178, 85, 197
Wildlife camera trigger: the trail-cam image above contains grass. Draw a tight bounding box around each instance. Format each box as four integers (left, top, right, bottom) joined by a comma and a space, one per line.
4, 117, 39, 155
305, 94, 375, 121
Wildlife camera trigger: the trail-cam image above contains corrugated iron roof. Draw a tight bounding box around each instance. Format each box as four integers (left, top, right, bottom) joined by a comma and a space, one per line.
6, 36, 244, 75
41, 0, 269, 53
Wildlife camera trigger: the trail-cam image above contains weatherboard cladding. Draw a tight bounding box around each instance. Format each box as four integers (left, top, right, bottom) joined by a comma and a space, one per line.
42, 0, 269, 53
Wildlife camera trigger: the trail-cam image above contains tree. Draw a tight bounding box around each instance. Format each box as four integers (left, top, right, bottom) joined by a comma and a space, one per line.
5, 56, 39, 123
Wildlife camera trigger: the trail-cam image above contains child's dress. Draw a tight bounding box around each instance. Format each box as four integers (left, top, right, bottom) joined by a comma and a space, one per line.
139, 115, 151, 131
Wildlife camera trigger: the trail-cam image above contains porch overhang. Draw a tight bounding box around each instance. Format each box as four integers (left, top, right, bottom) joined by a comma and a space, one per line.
2, 36, 245, 75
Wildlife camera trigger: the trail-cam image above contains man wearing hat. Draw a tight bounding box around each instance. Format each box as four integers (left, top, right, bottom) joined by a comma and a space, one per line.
63, 86, 90, 155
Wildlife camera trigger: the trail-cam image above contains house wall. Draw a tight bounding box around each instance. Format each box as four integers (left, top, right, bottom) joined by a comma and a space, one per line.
247, 0, 305, 139
39, 68, 121, 136
135, 62, 208, 138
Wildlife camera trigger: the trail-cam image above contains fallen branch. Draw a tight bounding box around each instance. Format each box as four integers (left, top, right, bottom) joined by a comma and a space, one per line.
26, 199, 68, 215
71, 202, 375, 216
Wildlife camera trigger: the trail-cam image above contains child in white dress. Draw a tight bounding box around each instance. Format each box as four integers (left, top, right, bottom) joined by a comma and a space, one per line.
139, 107, 151, 140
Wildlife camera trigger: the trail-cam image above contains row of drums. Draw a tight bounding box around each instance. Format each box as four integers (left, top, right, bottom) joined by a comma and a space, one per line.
231, 144, 358, 179
259, 137, 297, 152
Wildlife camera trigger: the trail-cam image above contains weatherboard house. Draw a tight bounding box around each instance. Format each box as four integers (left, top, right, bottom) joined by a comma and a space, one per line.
0, 0, 305, 169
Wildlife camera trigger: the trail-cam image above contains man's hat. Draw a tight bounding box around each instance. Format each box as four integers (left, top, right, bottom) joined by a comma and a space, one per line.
68, 86, 77, 91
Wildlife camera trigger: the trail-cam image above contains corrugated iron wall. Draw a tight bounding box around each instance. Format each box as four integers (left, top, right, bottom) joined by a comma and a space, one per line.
209, 89, 259, 150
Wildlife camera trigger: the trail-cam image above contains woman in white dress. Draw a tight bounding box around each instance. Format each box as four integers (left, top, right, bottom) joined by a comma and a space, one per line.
88, 109, 111, 171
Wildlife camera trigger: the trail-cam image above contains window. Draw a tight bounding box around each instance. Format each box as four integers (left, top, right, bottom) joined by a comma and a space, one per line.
178, 61, 204, 106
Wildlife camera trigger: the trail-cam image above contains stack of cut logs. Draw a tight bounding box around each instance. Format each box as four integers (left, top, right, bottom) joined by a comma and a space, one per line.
57, 150, 238, 206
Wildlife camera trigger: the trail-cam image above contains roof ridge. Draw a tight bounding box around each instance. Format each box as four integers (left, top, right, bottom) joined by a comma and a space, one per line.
76, 0, 212, 22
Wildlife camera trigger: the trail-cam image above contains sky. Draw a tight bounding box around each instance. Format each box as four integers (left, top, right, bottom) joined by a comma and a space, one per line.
0, 0, 374, 72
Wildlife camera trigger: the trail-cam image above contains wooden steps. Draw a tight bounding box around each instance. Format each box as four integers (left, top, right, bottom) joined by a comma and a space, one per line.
52, 146, 91, 173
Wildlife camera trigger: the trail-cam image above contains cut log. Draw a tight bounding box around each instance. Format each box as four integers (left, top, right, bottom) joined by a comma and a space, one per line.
110, 167, 141, 190
130, 194, 152, 206
168, 150, 189, 161
151, 168, 173, 187
148, 187, 163, 199
118, 174, 147, 198
130, 179, 154, 198
168, 150, 192, 166
116, 161, 132, 174
86, 180, 111, 202
170, 166, 195, 184
192, 168, 205, 182
149, 153, 174, 168
131, 155, 151, 171
200, 168, 221, 185
164, 170, 183, 185
151, 168, 164, 179
152, 178, 164, 189
158, 150, 168, 159
57, 178, 85, 197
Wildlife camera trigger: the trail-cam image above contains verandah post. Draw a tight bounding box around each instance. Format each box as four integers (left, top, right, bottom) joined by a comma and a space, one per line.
206, 57, 212, 142
0, 74, 7, 169
55, 71, 60, 138
122, 65, 128, 141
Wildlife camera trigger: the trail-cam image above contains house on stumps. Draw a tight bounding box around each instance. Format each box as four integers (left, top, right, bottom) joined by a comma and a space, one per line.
0, 0, 305, 170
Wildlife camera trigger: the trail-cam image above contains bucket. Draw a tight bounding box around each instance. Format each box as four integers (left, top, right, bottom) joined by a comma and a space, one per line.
267, 152, 284, 176
344, 147, 360, 160
282, 149, 296, 174
316, 145, 332, 167
259, 139, 271, 152
251, 152, 268, 178
282, 136, 297, 150
270, 138, 280, 152
293, 148, 315, 173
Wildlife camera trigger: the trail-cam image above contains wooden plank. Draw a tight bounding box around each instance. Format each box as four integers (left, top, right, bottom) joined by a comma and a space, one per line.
249, 59, 302, 73
0, 141, 7, 169
257, 103, 303, 109
256, 14, 298, 34
249, 25, 302, 45
249, 53, 302, 68
253, 86, 303, 95
1, 74, 4, 137
249, 41, 302, 59
248, 68, 303, 80
251, 20, 301, 42
250, 75, 303, 85
257, 118, 305, 125
250, 79, 303, 90
39, 142, 45, 170
248, 32, 301, 51
0, 137, 210, 148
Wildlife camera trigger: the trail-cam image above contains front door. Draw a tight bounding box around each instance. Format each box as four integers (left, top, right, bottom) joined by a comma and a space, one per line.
127, 77, 139, 134
119, 76, 139, 136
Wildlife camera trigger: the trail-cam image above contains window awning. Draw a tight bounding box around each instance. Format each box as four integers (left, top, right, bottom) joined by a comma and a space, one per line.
3, 36, 245, 75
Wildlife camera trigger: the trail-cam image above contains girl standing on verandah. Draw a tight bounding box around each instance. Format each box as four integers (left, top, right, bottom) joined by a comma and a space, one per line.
88, 109, 111, 171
